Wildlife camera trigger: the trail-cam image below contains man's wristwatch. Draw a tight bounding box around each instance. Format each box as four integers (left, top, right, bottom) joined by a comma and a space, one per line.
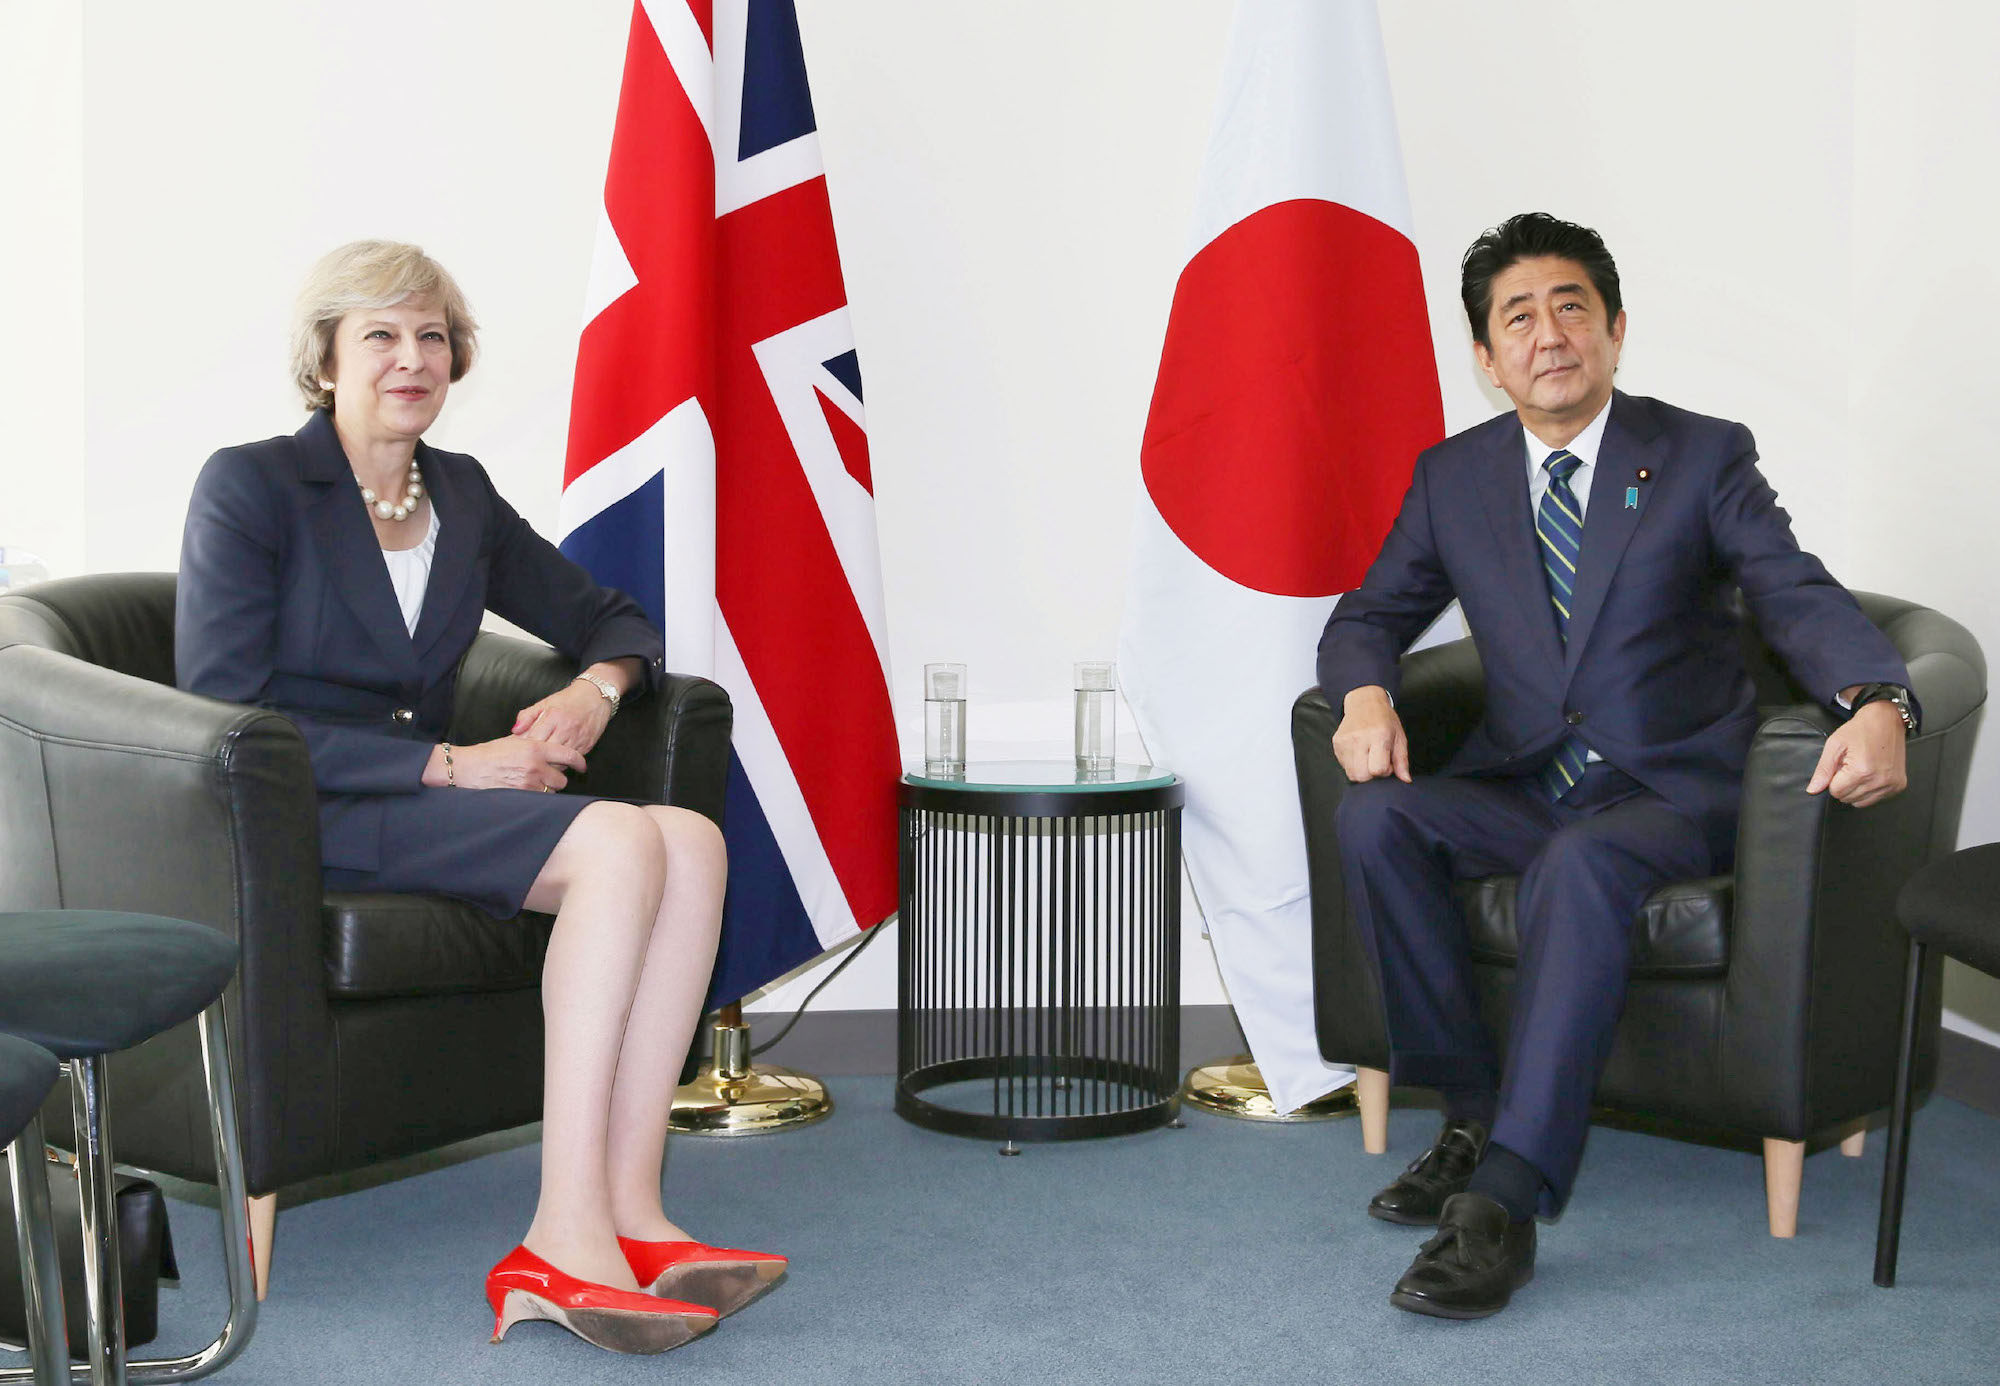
1847, 682, 1917, 736
573, 672, 622, 715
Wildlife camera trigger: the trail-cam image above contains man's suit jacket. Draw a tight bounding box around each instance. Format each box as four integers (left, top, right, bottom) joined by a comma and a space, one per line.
1316, 390, 1909, 858
176, 408, 664, 872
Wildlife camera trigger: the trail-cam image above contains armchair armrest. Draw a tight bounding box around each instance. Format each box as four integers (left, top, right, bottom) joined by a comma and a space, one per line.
0, 642, 332, 1180
1721, 693, 1970, 1134
1294, 686, 1386, 1066
1295, 635, 1488, 1068
450, 632, 733, 827
1715, 705, 1837, 1131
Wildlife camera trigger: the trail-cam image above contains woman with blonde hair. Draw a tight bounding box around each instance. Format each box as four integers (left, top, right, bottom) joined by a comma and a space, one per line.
177, 240, 782, 1354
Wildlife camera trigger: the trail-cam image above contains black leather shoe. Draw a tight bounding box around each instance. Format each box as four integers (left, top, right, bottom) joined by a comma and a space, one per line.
1388, 1192, 1536, 1320
1367, 1117, 1487, 1225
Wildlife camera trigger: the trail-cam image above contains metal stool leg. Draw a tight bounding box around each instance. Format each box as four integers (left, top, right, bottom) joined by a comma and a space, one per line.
7, 1118, 69, 1385
0, 1003, 258, 1385
145, 1003, 260, 1379
68, 1057, 123, 1386
1875, 938, 1927, 1288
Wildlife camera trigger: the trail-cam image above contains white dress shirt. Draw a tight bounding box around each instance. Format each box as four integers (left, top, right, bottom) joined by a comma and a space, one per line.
1523, 396, 1613, 522
380, 504, 440, 636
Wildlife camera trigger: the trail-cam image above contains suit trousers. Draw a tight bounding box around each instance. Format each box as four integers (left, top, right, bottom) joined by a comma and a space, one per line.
1335, 764, 1713, 1214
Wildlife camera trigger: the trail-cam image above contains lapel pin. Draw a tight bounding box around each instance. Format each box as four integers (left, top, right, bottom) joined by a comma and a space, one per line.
1624, 486, 1639, 510
1636, 468, 1651, 481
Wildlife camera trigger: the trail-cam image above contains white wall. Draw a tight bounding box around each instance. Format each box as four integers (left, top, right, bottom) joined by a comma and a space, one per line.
0, 0, 84, 579
4, 1, 1995, 1033
1848, 3, 2000, 1037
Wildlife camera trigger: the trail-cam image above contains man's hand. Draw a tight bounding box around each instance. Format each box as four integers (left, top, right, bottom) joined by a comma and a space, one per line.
1806, 700, 1908, 807
1332, 685, 1411, 785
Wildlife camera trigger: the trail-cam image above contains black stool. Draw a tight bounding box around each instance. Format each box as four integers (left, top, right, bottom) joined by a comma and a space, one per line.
1875, 845, 2000, 1287
0, 912, 255, 1384
0, 1033, 68, 1383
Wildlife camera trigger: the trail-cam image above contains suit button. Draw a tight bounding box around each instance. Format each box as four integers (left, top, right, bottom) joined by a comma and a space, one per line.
1565, 711, 1584, 725
392, 709, 414, 724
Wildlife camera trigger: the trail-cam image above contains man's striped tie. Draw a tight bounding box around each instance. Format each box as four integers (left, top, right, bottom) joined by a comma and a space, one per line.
1537, 449, 1589, 799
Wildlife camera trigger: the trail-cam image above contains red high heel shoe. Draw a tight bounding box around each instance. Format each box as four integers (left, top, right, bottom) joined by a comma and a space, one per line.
619, 1238, 788, 1318
486, 1245, 718, 1354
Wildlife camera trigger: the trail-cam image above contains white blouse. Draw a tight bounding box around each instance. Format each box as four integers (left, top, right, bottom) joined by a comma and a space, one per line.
379, 505, 440, 636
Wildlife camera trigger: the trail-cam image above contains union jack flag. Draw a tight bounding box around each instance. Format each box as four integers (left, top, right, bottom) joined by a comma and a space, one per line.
559, 0, 898, 1004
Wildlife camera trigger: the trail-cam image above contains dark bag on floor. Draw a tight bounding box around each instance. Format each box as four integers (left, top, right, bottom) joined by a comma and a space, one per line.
0, 1151, 178, 1357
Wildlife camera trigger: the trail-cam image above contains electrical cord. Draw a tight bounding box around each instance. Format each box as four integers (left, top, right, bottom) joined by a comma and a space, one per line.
746, 919, 890, 1057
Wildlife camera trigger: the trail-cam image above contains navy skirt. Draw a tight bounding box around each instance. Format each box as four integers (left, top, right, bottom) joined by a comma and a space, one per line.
320, 785, 612, 918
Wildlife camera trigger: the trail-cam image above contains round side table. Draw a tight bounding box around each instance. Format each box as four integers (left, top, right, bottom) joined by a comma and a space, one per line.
896, 761, 1185, 1148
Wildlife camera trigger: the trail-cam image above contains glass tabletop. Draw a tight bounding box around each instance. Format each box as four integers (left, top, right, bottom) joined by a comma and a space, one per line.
902, 760, 1177, 792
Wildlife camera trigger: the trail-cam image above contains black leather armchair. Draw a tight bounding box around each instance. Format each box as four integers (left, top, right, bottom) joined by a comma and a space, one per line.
0, 573, 731, 1290
1293, 592, 1984, 1235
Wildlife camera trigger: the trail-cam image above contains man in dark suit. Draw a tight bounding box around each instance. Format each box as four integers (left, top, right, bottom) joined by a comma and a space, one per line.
1316, 213, 1918, 1319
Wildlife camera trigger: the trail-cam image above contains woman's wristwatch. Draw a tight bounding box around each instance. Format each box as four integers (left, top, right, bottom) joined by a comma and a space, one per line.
573, 672, 622, 714
1847, 682, 1917, 736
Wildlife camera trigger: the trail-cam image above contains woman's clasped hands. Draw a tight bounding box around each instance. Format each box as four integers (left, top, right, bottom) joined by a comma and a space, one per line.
423, 667, 630, 792
438, 734, 586, 793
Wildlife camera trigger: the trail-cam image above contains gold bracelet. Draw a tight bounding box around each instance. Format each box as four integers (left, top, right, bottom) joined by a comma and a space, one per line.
442, 742, 456, 787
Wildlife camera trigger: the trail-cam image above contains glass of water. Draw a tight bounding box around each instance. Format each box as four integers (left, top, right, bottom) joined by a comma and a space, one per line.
924, 663, 966, 777
1074, 661, 1116, 777
0, 548, 51, 591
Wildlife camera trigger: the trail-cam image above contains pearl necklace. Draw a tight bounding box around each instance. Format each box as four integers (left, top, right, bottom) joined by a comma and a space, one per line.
358, 460, 425, 522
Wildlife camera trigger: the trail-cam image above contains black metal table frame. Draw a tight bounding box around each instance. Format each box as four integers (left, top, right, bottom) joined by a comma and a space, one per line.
896, 776, 1185, 1144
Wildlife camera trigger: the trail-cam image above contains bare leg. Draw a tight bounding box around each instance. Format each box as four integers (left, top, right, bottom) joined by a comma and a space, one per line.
519, 802, 667, 1289
608, 806, 727, 1243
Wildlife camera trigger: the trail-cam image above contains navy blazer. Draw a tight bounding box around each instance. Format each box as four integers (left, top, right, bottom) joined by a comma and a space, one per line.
177, 409, 665, 871
1317, 391, 1909, 854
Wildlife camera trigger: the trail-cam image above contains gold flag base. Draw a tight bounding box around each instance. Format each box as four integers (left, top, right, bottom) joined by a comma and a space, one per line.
1179, 1053, 1359, 1123
667, 1006, 833, 1137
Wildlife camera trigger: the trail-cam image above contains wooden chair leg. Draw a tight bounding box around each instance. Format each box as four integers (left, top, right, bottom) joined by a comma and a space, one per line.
1356, 1066, 1390, 1155
1840, 1128, 1867, 1158
1763, 1137, 1804, 1238
249, 1192, 277, 1301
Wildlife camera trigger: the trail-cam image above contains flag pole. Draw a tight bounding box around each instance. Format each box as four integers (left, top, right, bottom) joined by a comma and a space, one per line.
668, 1000, 832, 1135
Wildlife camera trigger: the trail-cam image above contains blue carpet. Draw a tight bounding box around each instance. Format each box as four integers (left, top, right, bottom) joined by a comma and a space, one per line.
96, 1080, 2000, 1383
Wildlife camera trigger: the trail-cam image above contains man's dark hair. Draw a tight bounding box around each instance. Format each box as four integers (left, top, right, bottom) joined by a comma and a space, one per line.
1460, 213, 1622, 348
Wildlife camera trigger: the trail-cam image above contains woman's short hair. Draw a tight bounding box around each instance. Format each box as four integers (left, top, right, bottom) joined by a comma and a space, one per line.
289, 241, 479, 411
